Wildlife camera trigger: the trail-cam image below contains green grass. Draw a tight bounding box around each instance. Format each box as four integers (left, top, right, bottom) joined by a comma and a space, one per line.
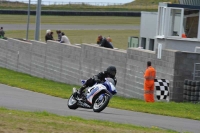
0, 0, 179, 11
0, 15, 141, 25
5, 29, 139, 50
132, 0, 179, 4
0, 5, 159, 11
0, 1, 159, 11
0, 67, 199, 121
0, 15, 140, 50
0, 107, 179, 133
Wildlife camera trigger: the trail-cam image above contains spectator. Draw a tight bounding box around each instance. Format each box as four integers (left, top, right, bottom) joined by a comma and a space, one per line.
0, 27, 5, 39
97, 35, 103, 45
106, 36, 113, 47
60, 32, 71, 44
46, 29, 51, 34
97, 35, 113, 49
106, 36, 112, 43
56, 30, 62, 42
143, 61, 156, 103
50, 31, 54, 40
45, 29, 53, 42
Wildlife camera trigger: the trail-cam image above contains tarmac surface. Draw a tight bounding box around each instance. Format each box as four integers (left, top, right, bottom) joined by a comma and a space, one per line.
1, 84, 200, 133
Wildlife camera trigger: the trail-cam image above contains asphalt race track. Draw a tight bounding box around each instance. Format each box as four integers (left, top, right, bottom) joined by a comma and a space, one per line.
0, 84, 200, 133
1, 24, 140, 30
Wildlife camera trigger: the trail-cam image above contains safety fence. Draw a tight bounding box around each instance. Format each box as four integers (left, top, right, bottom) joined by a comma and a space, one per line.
183, 79, 200, 103
1, 1, 126, 6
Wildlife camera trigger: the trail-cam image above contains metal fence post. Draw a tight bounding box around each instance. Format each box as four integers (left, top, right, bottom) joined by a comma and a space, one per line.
193, 63, 196, 80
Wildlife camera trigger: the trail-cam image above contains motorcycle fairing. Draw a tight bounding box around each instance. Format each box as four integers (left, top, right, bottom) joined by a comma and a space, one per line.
86, 84, 107, 104
102, 79, 117, 95
81, 80, 86, 85
77, 100, 91, 109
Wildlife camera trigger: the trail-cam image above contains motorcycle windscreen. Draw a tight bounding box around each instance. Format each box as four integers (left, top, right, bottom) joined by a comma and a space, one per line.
104, 79, 117, 95
109, 81, 117, 94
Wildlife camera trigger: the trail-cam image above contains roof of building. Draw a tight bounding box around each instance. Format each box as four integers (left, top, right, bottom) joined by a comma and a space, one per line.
167, 3, 200, 10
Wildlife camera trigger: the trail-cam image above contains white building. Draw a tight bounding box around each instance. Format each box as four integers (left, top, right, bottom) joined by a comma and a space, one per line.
139, 1, 200, 53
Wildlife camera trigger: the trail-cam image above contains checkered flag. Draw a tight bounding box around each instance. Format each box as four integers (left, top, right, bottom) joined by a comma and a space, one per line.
154, 79, 170, 101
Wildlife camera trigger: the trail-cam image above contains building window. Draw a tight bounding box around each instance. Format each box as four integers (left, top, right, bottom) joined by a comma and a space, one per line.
168, 8, 184, 37
141, 38, 146, 49
184, 9, 199, 38
149, 39, 154, 51
167, 8, 199, 39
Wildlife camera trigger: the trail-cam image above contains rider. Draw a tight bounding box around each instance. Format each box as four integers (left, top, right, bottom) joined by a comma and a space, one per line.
77, 66, 117, 98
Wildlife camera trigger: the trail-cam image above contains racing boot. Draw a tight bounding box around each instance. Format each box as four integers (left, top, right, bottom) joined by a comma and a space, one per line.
76, 85, 86, 100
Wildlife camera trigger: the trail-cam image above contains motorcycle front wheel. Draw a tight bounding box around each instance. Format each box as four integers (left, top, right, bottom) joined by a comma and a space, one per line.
67, 94, 78, 109
93, 93, 110, 112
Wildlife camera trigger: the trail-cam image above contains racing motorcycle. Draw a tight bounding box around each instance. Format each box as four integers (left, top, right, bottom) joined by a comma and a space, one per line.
67, 78, 117, 112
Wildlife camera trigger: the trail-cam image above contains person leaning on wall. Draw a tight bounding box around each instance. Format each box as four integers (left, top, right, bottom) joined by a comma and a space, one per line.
96, 35, 103, 45
0, 27, 5, 39
56, 30, 62, 42
143, 61, 156, 102
45, 29, 53, 42
60, 32, 71, 44
97, 35, 113, 49
106, 36, 113, 48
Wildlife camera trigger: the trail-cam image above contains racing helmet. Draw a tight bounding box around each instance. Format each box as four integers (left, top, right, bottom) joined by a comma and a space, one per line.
106, 66, 116, 78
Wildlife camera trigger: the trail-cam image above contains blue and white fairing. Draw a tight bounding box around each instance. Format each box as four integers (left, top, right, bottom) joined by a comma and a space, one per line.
85, 78, 117, 104
102, 78, 117, 95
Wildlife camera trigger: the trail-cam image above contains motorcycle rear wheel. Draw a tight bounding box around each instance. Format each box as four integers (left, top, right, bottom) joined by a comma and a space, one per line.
68, 94, 78, 109
93, 94, 110, 112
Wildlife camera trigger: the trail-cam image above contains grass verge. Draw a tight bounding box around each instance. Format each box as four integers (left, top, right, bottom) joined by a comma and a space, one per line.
0, 15, 140, 49
0, 67, 199, 121
0, 3, 158, 11
0, 0, 179, 12
0, 107, 179, 133
0, 15, 141, 25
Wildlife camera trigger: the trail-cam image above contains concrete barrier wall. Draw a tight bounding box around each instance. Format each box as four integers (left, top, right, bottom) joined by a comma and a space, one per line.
30, 41, 47, 78
44, 41, 63, 82
0, 39, 7, 68
1, 38, 198, 102
80, 44, 127, 95
156, 49, 177, 101
125, 48, 156, 99
17, 39, 32, 74
173, 51, 200, 101
60, 42, 81, 85
6, 38, 20, 71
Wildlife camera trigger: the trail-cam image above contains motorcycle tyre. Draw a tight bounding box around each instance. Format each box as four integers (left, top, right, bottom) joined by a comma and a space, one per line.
68, 94, 78, 110
93, 93, 110, 113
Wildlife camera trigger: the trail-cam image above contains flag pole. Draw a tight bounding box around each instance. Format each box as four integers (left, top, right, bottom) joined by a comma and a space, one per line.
26, 0, 30, 40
